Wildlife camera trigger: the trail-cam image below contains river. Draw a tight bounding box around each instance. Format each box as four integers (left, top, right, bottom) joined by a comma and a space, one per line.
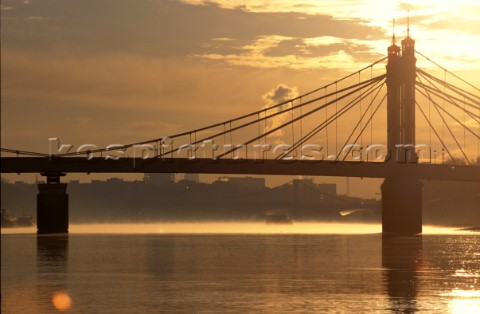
1, 223, 479, 313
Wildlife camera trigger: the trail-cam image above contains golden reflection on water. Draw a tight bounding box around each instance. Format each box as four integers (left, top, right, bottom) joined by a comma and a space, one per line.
453, 269, 480, 278
1, 226, 36, 234
1, 223, 478, 235
70, 222, 383, 234
422, 226, 479, 235
443, 289, 480, 314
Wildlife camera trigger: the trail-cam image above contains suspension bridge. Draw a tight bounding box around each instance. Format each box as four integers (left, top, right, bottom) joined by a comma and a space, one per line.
2, 31, 480, 235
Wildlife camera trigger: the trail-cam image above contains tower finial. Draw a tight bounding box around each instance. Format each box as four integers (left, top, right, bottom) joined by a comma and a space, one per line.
392, 18, 396, 45
407, 11, 411, 38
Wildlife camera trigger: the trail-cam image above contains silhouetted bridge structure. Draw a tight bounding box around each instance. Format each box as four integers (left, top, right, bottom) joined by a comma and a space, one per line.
2, 30, 480, 235
2, 157, 478, 181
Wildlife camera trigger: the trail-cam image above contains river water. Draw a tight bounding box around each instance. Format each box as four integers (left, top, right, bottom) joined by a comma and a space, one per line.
1, 223, 479, 313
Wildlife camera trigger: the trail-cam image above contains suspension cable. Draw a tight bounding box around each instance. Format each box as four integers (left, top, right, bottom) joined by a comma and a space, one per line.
216, 75, 386, 159
159, 75, 385, 159
416, 79, 480, 123
415, 100, 455, 164
415, 50, 480, 93
416, 87, 480, 140
416, 84, 471, 164
417, 68, 480, 107
277, 78, 386, 160
341, 93, 387, 162
338, 84, 387, 161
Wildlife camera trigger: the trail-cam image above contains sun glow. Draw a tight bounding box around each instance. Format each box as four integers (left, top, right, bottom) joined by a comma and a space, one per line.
183, 0, 480, 72
443, 289, 480, 314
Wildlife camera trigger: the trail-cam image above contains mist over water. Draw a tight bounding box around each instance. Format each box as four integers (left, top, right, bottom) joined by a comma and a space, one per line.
1, 222, 477, 235
73, 222, 382, 234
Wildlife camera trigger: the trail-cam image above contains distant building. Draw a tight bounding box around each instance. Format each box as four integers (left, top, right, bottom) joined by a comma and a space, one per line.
293, 178, 315, 189
144, 173, 174, 186
293, 178, 336, 196
106, 178, 124, 185
318, 184, 336, 196
107, 178, 123, 182
184, 173, 199, 183
217, 176, 265, 190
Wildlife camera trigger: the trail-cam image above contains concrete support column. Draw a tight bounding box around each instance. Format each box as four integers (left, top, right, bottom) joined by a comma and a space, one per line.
37, 173, 68, 234
381, 177, 422, 235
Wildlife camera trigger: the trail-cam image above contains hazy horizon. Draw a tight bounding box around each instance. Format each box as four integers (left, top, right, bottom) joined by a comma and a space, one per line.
2, 221, 478, 235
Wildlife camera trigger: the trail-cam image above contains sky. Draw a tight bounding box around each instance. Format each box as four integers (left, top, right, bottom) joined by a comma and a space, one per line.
1, 0, 479, 197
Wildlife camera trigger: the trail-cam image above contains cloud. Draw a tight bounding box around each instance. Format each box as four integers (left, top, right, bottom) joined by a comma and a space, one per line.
1, 0, 383, 58
180, 0, 366, 16
180, 0, 480, 69
263, 84, 299, 105
194, 35, 374, 70
261, 84, 299, 139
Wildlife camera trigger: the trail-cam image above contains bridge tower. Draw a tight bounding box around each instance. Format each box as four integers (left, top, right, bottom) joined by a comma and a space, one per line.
382, 21, 422, 235
37, 172, 69, 234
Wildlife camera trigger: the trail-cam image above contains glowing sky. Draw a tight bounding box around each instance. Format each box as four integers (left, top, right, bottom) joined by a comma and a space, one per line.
1, 0, 479, 195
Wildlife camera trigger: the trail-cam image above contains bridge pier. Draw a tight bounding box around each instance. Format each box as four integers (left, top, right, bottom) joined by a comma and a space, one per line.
381, 177, 422, 235
37, 173, 69, 234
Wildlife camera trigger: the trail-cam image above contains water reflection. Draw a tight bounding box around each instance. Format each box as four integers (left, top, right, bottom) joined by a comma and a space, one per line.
382, 236, 423, 314
2, 230, 477, 312
140, 235, 383, 312
37, 235, 69, 264
37, 235, 71, 311
445, 289, 480, 313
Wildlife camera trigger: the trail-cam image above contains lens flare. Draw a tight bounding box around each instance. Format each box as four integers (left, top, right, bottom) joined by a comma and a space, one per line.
52, 291, 72, 311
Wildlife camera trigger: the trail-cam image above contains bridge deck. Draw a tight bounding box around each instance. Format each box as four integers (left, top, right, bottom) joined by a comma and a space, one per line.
1, 157, 479, 181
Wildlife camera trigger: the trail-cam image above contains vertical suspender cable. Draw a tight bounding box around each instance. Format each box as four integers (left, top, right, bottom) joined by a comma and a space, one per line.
291, 101, 295, 157
463, 96, 466, 157
359, 71, 363, 147
370, 66, 373, 145
229, 121, 233, 158
336, 82, 339, 159
223, 123, 227, 146
442, 70, 446, 152
325, 88, 329, 156
194, 131, 197, 158
257, 113, 261, 146
428, 77, 432, 153
264, 109, 267, 145
299, 97, 303, 155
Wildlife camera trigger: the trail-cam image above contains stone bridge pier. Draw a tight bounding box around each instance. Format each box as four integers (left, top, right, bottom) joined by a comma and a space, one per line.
37, 172, 69, 234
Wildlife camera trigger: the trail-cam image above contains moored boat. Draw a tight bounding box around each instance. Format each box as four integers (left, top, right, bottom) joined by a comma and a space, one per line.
1, 208, 34, 227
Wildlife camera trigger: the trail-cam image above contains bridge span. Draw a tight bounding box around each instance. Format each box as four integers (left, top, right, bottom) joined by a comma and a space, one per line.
2, 157, 480, 182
